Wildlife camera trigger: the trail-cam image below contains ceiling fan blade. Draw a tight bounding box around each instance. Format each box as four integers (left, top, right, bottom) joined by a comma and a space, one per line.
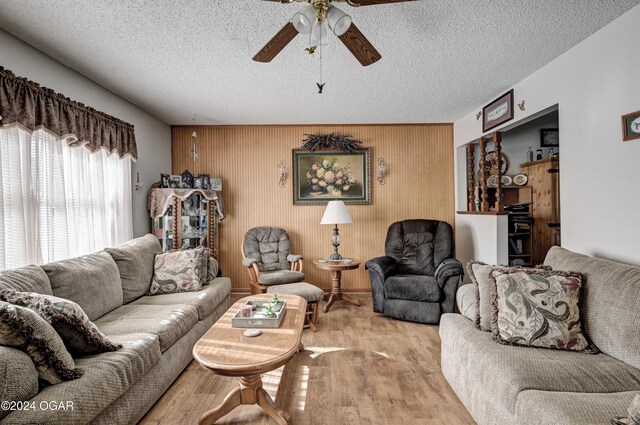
338, 23, 381, 66
348, 0, 416, 5
253, 21, 299, 63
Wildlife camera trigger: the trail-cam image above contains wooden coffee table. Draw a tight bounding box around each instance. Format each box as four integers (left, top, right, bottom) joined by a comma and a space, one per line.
312, 259, 361, 312
193, 294, 307, 425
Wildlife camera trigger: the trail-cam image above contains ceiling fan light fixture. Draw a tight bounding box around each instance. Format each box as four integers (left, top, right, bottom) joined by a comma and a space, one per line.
310, 20, 328, 46
326, 6, 352, 36
292, 5, 316, 34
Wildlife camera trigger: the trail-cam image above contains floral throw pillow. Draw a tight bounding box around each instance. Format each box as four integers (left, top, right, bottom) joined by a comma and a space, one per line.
490, 268, 597, 353
0, 300, 83, 384
0, 289, 121, 356
149, 248, 205, 295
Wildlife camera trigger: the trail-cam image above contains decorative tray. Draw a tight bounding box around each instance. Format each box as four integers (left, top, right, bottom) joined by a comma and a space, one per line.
231, 300, 287, 329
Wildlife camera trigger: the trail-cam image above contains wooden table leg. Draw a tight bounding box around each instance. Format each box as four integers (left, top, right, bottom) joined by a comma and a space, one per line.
324, 269, 360, 312
199, 374, 290, 425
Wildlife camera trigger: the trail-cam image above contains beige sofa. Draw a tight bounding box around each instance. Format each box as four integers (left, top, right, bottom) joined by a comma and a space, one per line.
440, 246, 640, 425
0, 234, 231, 425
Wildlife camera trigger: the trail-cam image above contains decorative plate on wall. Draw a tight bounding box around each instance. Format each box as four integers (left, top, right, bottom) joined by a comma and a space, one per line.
513, 174, 528, 186
501, 175, 513, 186
487, 175, 499, 188
484, 151, 509, 175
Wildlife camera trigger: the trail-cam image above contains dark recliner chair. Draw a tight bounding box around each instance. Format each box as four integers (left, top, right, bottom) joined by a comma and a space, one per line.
365, 219, 463, 324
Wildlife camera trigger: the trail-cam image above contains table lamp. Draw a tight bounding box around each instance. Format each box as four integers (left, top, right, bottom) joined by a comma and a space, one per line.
320, 200, 353, 261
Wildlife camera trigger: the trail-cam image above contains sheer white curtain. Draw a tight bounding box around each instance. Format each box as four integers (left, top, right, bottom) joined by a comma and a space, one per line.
0, 126, 133, 270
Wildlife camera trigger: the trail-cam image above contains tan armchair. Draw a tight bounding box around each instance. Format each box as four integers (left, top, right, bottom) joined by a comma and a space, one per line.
242, 227, 305, 294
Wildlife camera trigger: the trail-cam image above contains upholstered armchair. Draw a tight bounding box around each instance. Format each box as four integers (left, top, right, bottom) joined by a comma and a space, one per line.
242, 227, 305, 294
365, 219, 463, 324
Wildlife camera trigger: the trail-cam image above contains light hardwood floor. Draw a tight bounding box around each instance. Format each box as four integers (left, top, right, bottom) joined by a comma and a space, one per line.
139, 294, 476, 425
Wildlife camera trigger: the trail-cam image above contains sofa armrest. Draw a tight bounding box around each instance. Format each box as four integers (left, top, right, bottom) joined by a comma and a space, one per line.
365, 256, 398, 313
0, 347, 39, 420
242, 258, 258, 268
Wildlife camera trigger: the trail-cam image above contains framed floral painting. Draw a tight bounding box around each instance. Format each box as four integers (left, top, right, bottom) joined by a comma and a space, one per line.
292, 149, 371, 205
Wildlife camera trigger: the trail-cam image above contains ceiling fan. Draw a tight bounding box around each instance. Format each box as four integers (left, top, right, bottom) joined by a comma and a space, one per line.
253, 0, 416, 66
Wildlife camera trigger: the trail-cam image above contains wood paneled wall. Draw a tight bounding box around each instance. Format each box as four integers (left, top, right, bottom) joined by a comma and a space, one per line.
172, 125, 454, 293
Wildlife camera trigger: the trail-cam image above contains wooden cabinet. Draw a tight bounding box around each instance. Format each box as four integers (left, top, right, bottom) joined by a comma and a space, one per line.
148, 188, 224, 257
521, 158, 560, 264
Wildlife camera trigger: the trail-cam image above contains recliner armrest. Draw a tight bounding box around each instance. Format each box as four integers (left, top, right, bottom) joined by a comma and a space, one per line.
435, 258, 464, 288
242, 258, 258, 268
287, 254, 303, 263
365, 256, 398, 280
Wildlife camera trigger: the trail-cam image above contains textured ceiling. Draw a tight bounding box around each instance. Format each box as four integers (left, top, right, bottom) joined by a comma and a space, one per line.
0, 0, 638, 125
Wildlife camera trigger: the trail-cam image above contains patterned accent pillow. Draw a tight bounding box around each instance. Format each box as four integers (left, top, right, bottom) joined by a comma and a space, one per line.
0, 289, 121, 356
490, 268, 597, 353
0, 301, 83, 384
148, 248, 206, 295
467, 261, 551, 331
198, 248, 219, 285
206, 254, 219, 283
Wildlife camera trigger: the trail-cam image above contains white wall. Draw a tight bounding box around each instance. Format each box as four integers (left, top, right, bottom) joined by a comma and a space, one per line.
0, 29, 171, 238
454, 4, 640, 266
457, 214, 509, 282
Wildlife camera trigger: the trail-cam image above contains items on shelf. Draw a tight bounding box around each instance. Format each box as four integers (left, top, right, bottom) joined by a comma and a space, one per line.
159, 172, 213, 189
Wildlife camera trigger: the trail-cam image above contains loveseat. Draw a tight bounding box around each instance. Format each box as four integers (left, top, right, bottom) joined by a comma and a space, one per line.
0, 234, 231, 425
440, 246, 640, 424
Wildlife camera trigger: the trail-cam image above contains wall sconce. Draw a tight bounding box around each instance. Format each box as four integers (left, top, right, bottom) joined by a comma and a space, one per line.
134, 172, 142, 192
278, 160, 287, 186
377, 157, 387, 185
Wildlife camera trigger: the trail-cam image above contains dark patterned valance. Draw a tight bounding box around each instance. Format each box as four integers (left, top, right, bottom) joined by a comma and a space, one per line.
0, 66, 137, 160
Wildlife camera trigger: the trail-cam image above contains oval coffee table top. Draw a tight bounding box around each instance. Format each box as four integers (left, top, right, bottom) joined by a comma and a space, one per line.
193, 293, 306, 377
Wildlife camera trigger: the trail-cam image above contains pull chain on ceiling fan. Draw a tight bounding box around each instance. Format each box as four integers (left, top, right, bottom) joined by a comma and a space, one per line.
253, 0, 416, 67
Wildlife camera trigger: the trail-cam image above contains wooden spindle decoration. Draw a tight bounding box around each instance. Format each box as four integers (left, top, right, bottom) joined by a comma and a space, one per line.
172, 196, 180, 250
493, 132, 504, 212
479, 138, 489, 211
467, 143, 476, 211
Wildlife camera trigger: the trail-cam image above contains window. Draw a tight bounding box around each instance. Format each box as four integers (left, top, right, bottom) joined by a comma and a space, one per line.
0, 126, 132, 270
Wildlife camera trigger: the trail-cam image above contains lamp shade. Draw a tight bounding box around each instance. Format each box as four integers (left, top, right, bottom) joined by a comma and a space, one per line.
320, 200, 353, 225
327, 6, 352, 36
292, 5, 316, 34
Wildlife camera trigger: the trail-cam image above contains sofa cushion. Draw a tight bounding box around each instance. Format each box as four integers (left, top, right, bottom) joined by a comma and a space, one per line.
0, 347, 39, 421
439, 313, 640, 416
130, 277, 231, 321
0, 289, 121, 356
105, 234, 161, 304
258, 270, 305, 285
490, 268, 594, 353
1, 333, 161, 425
43, 251, 123, 321
515, 389, 636, 425
148, 248, 207, 295
0, 301, 83, 384
384, 275, 441, 302
0, 265, 53, 295
544, 246, 640, 370
94, 304, 199, 352
456, 283, 478, 322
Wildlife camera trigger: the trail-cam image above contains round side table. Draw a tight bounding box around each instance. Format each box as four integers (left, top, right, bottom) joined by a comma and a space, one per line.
312, 259, 361, 313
